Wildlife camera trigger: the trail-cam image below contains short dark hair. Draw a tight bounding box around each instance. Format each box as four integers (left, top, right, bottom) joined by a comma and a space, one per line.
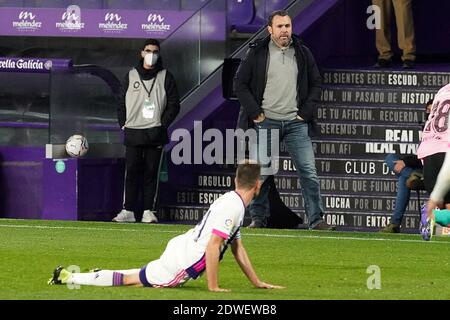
142, 38, 160, 50
268, 10, 290, 26
426, 99, 434, 107
236, 161, 261, 190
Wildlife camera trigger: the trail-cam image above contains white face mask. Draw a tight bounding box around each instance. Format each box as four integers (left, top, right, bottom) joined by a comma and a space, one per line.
144, 52, 158, 67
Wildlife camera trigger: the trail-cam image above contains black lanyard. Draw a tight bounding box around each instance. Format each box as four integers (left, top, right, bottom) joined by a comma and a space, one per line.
138, 72, 157, 98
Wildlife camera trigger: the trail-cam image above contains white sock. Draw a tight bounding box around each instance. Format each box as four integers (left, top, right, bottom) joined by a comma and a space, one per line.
69, 270, 123, 287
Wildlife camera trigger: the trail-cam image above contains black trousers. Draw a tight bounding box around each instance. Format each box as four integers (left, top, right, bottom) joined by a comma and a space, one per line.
124, 145, 163, 211
423, 152, 450, 204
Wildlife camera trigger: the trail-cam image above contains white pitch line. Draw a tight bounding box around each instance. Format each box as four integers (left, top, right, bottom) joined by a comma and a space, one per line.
0, 224, 180, 234
0, 223, 449, 245
245, 232, 449, 244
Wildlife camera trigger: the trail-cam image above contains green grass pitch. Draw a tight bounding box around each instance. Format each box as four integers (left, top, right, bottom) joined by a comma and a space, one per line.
1, 218, 450, 300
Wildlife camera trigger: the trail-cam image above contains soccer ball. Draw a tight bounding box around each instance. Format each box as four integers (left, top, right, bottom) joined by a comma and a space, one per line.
65, 134, 89, 157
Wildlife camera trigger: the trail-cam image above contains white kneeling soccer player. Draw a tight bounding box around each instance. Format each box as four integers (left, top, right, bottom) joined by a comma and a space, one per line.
48, 161, 284, 292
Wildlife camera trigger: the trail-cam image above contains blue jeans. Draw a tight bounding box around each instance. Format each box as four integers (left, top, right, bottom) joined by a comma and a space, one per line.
385, 154, 413, 225
250, 118, 324, 228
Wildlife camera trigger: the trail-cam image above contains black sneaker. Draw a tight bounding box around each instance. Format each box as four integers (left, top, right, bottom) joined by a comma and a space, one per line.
402, 59, 415, 69
379, 223, 400, 233
374, 58, 392, 68
310, 220, 336, 231
48, 266, 63, 285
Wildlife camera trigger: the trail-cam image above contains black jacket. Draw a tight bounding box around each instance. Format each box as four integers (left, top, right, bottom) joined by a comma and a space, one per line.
233, 35, 322, 131
400, 154, 423, 169
117, 62, 180, 146
399, 120, 428, 169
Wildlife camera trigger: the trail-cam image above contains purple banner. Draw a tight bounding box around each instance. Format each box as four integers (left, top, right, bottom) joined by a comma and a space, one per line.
0, 57, 72, 73
0, 6, 194, 39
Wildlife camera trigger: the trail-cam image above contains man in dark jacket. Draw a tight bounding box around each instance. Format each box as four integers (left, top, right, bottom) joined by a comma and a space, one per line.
380, 99, 433, 233
114, 39, 180, 223
233, 10, 332, 230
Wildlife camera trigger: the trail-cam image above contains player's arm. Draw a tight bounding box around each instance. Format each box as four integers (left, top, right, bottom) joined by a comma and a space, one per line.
205, 234, 230, 292
231, 239, 285, 289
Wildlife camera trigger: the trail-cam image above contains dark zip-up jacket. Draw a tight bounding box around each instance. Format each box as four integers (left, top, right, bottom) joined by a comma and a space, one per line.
233, 35, 322, 132
117, 61, 180, 146
400, 154, 423, 169
400, 121, 428, 169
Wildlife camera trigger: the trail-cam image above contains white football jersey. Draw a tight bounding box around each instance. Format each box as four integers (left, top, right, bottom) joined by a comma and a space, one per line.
189, 190, 245, 247
140, 191, 246, 287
